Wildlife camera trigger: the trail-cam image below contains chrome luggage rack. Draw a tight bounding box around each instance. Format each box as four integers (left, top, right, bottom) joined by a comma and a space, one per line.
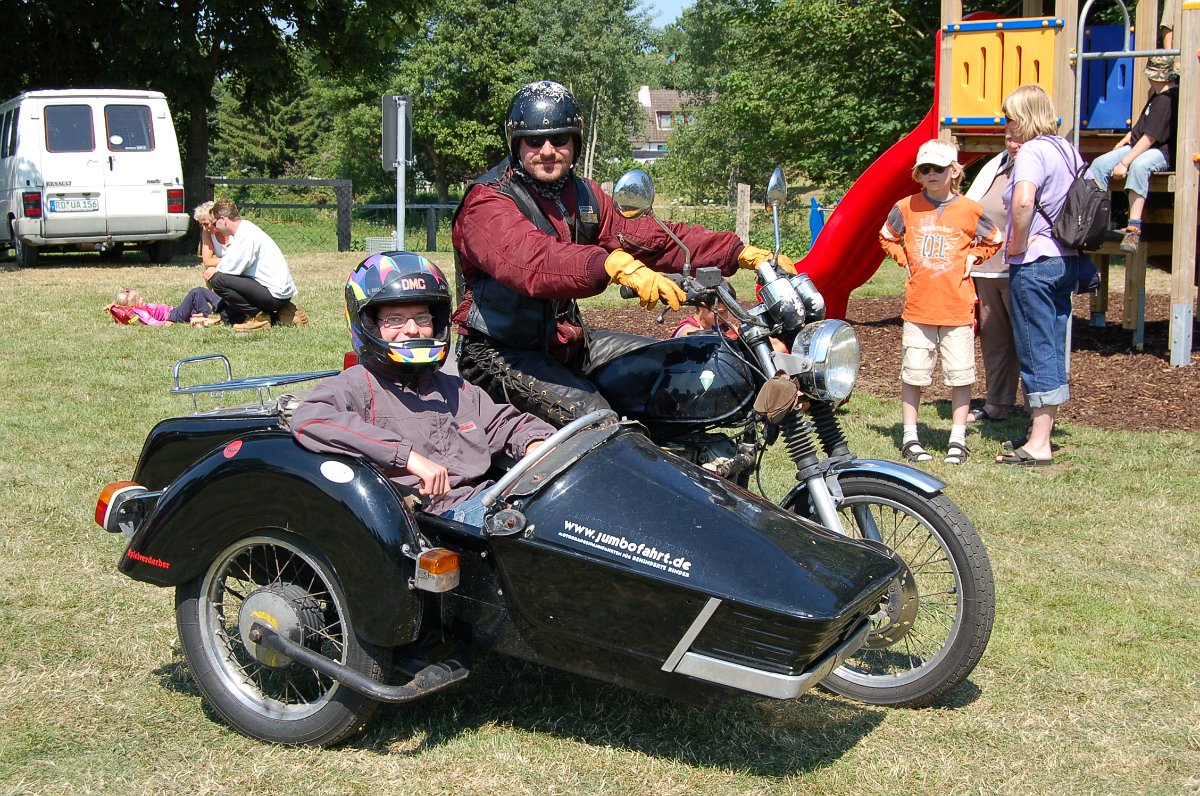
171, 354, 338, 414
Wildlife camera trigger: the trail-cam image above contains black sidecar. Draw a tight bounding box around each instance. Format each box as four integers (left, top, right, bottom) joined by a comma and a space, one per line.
96, 356, 902, 746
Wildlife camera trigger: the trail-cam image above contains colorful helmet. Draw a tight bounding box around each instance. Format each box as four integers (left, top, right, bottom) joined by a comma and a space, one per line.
345, 252, 451, 378
504, 80, 584, 164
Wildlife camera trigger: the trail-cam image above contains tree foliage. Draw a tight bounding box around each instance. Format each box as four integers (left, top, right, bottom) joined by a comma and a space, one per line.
659, 0, 938, 198
3, 0, 427, 224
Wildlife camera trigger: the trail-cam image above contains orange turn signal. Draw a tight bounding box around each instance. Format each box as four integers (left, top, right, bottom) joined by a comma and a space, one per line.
419, 548, 460, 576
96, 481, 139, 527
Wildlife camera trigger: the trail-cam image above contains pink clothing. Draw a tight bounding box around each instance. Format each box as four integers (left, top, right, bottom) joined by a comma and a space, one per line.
130, 304, 172, 326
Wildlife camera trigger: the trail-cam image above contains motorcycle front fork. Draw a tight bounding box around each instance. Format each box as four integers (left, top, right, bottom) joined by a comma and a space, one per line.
780, 401, 853, 535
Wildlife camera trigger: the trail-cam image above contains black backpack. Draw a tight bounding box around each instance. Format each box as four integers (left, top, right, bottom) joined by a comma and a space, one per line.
1035, 142, 1111, 252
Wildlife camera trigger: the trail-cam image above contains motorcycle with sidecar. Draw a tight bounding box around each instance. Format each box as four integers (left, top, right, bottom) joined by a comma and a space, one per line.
97, 355, 905, 746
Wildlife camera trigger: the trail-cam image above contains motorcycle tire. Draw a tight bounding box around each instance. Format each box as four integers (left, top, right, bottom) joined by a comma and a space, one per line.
786, 476, 994, 707
175, 531, 392, 746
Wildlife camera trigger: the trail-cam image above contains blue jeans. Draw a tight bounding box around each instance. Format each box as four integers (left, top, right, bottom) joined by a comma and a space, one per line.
441, 492, 487, 527
1087, 146, 1169, 198
1009, 255, 1080, 408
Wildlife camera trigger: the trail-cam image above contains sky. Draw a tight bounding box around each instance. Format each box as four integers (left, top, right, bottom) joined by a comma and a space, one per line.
642, 0, 692, 26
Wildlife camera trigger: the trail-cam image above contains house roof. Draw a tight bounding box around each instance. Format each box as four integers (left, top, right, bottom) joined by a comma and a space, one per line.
635, 87, 692, 146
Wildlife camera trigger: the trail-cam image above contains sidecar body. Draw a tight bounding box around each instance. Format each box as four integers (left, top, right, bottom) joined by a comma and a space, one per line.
97, 356, 902, 745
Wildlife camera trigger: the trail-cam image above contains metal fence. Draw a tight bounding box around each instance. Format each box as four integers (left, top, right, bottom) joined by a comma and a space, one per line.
207, 177, 815, 256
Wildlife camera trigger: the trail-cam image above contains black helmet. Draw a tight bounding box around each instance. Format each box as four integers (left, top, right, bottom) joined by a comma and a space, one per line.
345, 252, 451, 378
505, 80, 584, 164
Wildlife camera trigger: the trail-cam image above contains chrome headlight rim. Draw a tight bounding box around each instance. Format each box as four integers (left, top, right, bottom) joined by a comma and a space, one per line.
796, 320, 860, 402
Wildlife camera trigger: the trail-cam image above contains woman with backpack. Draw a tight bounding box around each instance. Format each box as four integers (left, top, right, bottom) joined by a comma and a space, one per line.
996, 84, 1089, 466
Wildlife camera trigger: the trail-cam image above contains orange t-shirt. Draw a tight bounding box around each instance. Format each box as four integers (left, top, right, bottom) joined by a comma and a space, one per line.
879, 193, 1002, 326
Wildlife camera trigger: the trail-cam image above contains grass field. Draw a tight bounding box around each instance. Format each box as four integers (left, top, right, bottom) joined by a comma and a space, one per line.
0, 251, 1197, 795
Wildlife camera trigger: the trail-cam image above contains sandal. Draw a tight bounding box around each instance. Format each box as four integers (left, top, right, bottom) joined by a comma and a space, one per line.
967, 406, 1005, 423
1001, 437, 1061, 453
995, 447, 1053, 466
944, 441, 969, 465
901, 440, 932, 463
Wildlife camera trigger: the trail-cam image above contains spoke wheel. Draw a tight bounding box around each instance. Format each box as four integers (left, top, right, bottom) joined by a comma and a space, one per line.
175, 531, 391, 746
789, 476, 994, 707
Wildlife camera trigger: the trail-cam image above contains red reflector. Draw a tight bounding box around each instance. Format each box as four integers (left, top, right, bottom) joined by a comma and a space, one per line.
167, 189, 184, 214
342, 352, 358, 370
22, 192, 42, 218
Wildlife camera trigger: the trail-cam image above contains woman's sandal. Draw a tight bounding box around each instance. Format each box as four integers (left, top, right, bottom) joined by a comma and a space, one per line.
901, 440, 933, 463
967, 406, 1005, 423
995, 447, 1053, 466
944, 441, 969, 465
1001, 437, 1061, 453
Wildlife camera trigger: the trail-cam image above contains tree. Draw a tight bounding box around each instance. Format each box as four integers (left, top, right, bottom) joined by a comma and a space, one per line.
4, 0, 427, 231
660, 0, 938, 198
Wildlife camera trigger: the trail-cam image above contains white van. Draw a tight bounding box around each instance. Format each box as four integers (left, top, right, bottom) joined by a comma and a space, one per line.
0, 88, 188, 266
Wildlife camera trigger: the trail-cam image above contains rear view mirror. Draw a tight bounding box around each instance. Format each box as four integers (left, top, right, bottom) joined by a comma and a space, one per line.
612, 170, 656, 219
766, 168, 787, 209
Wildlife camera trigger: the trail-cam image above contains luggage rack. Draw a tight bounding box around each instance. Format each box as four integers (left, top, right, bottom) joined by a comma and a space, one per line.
171, 354, 338, 414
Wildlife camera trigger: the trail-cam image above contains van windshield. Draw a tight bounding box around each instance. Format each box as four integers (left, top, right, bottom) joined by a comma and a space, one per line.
105, 105, 154, 152
45, 105, 95, 153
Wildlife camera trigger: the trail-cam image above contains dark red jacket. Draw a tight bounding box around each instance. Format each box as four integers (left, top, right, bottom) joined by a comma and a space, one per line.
452, 167, 744, 360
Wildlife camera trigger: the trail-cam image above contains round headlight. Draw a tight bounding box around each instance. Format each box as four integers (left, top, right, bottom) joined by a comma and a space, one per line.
796, 320, 859, 401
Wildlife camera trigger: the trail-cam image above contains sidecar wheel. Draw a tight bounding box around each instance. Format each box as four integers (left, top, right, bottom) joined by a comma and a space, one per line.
788, 476, 995, 707
175, 531, 392, 746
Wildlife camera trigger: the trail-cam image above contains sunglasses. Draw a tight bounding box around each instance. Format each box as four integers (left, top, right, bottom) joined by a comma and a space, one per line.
522, 133, 572, 149
378, 312, 434, 329
918, 164, 950, 175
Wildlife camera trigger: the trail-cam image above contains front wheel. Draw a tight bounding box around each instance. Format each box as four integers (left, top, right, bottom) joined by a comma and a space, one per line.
786, 476, 994, 707
175, 531, 392, 746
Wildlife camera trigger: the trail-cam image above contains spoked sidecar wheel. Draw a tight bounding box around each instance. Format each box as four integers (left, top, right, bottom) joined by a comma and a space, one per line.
175, 531, 392, 746
788, 476, 994, 707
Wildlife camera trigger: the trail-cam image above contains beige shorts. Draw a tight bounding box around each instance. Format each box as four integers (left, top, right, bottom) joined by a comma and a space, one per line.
901, 321, 976, 387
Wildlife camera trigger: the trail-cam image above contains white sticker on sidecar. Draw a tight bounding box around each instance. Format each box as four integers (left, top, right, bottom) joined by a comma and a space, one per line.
559, 519, 692, 578
320, 461, 355, 484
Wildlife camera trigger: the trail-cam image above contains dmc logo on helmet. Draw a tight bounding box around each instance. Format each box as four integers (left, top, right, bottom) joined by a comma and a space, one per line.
400, 277, 427, 290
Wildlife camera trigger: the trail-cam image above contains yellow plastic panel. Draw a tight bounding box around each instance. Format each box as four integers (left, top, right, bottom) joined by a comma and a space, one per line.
1001, 24, 1058, 98
950, 29, 1004, 118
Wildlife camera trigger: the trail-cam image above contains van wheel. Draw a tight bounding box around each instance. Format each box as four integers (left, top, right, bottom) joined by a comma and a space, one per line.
148, 240, 173, 263
11, 228, 36, 268
98, 243, 125, 261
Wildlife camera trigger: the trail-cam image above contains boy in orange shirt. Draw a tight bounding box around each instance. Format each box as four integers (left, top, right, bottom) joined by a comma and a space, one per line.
879, 140, 1002, 464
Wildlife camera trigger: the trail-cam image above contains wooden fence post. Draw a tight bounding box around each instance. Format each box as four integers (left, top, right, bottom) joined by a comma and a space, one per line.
736, 183, 750, 244
426, 208, 438, 251
334, 180, 352, 252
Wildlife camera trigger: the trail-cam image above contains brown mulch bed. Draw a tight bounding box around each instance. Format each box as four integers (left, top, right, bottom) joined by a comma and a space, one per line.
585, 291, 1200, 433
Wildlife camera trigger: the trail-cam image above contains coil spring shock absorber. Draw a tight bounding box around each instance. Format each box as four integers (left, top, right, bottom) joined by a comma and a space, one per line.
809, 401, 851, 459
780, 411, 823, 477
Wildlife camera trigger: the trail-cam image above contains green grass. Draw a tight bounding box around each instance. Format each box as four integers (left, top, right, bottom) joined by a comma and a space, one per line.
0, 251, 1197, 795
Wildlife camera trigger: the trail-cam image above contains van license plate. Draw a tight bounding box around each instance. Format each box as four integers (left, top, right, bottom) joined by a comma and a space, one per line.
48, 198, 99, 213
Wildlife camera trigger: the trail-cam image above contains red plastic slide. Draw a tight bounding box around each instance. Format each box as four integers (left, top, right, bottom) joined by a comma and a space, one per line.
794, 106, 941, 319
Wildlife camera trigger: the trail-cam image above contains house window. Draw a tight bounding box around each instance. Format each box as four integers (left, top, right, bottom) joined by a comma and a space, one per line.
656, 112, 672, 130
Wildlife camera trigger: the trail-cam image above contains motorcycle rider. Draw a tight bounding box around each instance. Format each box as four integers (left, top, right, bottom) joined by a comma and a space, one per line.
291, 253, 555, 526
452, 80, 797, 426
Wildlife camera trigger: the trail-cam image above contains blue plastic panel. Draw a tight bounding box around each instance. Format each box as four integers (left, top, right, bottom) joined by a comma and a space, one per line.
1081, 25, 1134, 130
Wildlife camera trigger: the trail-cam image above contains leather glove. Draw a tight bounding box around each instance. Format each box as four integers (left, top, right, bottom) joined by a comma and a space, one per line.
604, 250, 685, 311
739, 244, 797, 275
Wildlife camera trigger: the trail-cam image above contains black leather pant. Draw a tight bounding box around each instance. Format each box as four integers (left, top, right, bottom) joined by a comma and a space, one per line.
458, 331, 650, 427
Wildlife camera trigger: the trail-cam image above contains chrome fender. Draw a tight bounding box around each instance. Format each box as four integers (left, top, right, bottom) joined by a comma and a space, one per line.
781, 458, 947, 512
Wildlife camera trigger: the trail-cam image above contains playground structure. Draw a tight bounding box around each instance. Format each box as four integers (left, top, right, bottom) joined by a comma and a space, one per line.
797, 0, 1197, 367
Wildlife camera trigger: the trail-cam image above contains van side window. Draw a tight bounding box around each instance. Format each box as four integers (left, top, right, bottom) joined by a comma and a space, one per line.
7, 107, 17, 156
45, 105, 95, 153
0, 111, 11, 158
104, 105, 154, 152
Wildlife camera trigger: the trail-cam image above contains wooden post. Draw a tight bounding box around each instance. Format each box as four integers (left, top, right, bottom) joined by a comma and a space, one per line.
1169, 1, 1198, 365
938, 0, 961, 143
736, 183, 750, 245
426, 208, 438, 252
1123, 245, 1148, 349
1054, 0, 1078, 140
334, 180, 352, 252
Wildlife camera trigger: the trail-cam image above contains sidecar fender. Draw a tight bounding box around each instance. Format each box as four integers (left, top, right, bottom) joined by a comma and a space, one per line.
783, 458, 947, 509
119, 431, 423, 647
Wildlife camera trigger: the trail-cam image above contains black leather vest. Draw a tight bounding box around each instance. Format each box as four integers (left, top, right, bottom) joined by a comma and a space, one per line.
453, 159, 600, 350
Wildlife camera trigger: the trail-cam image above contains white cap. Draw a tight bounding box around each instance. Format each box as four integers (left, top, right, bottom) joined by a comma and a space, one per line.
915, 140, 958, 168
